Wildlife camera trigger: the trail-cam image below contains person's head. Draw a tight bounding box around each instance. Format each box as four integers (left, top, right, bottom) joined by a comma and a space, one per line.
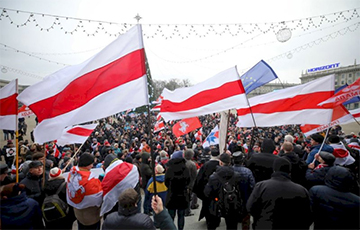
32, 152, 45, 162
49, 167, 64, 181
261, 138, 276, 153
78, 153, 95, 169
327, 135, 340, 144
118, 188, 139, 210
184, 149, 194, 160
232, 151, 246, 165
0, 162, 9, 181
310, 133, 324, 145
0, 183, 26, 199
219, 153, 231, 166
318, 151, 336, 166
284, 135, 294, 143
103, 154, 118, 170
273, 158, 291, 174
155, 164, 165, 174
204, 147, 211, 155
29, 161, 43, 176
171, 150, 183, 159
282, 142, 294, 153
210, 148, 220, 158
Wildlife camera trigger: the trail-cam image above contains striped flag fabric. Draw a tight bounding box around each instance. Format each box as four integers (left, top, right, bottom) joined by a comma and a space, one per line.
159, 67, 248, 121
300, 105, 353, 137
342, 108, 360, 124
194, 128, 203, 141
100, 159, 139, 216
56, 124, 98, 146
66, 166, 103, 209
318, 77, 360, 108
236, 75, 335, 127
0, 79, 17, 130
18, 105, 34, 118
154, 120, 165, 133
329, 141, 355, 166
17, 25, 148, 143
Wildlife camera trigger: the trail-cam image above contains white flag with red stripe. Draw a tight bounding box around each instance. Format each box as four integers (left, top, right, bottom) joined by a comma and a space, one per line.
101, 159, 139, 216
17, 25, 148, 143
194, 128, 203, 142
342, 108, 360, 124
300, 105, 353, 137
0, 79, 17, 130
56, 124, 98, 146
329, 142, 355, 166
18, 105, 34, 118
154, 120, 165, 133
236, 75, 335, 127
66, 166, 103, 209
159, 67, 248, 121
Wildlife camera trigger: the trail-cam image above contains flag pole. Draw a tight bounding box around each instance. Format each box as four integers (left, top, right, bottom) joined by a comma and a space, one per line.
62, 141, 86, 172
138, 20, 157, 195
235, 66, 258, 158
222, 110, 231, 153
15, 79, 19, 183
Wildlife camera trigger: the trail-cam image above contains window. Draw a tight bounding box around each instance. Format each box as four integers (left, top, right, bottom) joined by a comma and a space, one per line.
341, 80, 345, 85
349, 73, 352, 78
342, 74, 345, 79
348, 79, 353, 84
354, 103, 359, 109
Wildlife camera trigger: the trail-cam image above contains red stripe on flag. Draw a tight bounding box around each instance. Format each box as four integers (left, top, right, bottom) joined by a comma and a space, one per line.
237, 91, 332, 115
161, 80, 244, 112
67, 127, 95, 136
102, 162, 133, 196
30, 49, 146, 122
0, 94, 18, 116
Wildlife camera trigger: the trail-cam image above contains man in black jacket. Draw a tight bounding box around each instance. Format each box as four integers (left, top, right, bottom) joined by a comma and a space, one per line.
247, 158, 312, 229
20, 160, 45, 205
193, 148, 220, 224
204, 153, 245, 230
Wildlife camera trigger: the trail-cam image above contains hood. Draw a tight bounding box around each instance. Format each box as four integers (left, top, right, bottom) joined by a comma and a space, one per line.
325, 166, 353, 192
118, 205, 138, 217
141, 152, 150, 164
1, 192, 31, 216
215, 165, 234, 180
261, 138, 276, 153
167, 158, 186, 172
281, 152, 300, 164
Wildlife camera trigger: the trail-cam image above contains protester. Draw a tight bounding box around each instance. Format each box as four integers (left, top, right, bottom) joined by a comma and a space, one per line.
183, 149, 197, 216
305, 133, 334, 164
327, 135, 356, 166
193, 148, 220, 227
309, 166, 360, 229
20, 160, 45, 205
165, 150, 191, 230
0, 162, 13, 185
67, 153, 103, 230
0, 183, 44, 229
306, 151, 336, 189
140, 151, 153, 215
247, 158, 312, 229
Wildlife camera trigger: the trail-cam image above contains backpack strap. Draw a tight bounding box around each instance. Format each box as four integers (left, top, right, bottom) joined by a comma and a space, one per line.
55, 181, 66, 195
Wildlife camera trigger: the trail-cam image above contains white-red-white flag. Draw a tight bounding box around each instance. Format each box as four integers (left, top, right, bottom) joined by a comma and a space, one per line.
160, 67, 248, 121
318, 77, 360, 108
329, 141, 355, 166
300, 105, 353, 137
194, 128, 203, 142
342, 108, 360, 124
151, 104, 161, 112
172, 117, 202, 137
101, 159, 139, 216
154, 120, 165, 133
56, 124, 98, 146
0, 79, 17, 130
17, 25, 148, 143
236, 75, 335, 127
18, 105, 34, 118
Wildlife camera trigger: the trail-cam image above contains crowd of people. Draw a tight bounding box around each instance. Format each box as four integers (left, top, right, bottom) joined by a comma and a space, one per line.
0, 112, 359, 230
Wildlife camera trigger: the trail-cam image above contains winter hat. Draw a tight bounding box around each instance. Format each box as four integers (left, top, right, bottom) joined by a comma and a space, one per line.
261, 138, 276, 153
0, 162, 9, 174
327, 135, 340, 143
232, 151, 246, 164
219, 153, 231, 164
78, 153, 95, 167
103, 154, 118, 169
155, 164, 165, 174
319, 151, 336, 165
210, 148, 220, 157
204, 147, 211, 154
310, 133, 324, 143
171, 150, 183, 159
273, 158, 292, 173
29, 160, 43, 169
49, 167, 64, 181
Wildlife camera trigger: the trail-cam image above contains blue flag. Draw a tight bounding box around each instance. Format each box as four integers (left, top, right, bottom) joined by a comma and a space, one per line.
335, 84, 360, 105
240, 60, 278, 94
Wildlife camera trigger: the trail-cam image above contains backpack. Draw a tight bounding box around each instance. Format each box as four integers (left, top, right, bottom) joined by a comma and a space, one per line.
42, 182, 69, 222
209, 173, 242, 217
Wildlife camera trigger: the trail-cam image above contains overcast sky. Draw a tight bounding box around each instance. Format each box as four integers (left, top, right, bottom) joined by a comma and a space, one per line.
1, 0, 359, 86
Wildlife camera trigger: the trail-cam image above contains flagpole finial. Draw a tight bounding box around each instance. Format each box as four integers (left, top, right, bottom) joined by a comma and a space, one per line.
134, 14, 142, 24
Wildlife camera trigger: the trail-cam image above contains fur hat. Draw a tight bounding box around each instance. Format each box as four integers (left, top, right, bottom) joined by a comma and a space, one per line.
49, 167, 63, 181
78, 153, 95, 167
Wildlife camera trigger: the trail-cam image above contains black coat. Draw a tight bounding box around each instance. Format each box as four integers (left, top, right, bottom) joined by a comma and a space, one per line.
1, 192, 44, 229
44, 178, 76, 230
102, 206, 155, 230
164, 158, 190, 210
309, 166, 360, 230
20, 173, 45, 205
193, 159, 219, 220
278, 152, 307, 186
246, 152, 279, 182
247, 172, 312, 230
305, 166, 333, 189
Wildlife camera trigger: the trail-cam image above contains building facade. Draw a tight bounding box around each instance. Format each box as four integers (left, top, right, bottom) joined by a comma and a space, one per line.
300, 62, 360, 110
